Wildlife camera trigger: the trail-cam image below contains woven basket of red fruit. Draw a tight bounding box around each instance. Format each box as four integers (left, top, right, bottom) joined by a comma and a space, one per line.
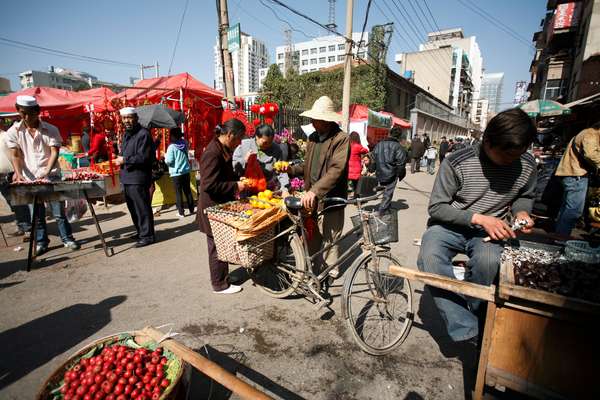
36, 332, 185, 400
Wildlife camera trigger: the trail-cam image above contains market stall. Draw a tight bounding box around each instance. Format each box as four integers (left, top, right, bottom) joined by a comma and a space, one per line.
340, 104, 411, 148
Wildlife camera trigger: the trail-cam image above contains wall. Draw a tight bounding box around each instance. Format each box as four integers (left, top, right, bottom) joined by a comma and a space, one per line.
400, 47, 453, 104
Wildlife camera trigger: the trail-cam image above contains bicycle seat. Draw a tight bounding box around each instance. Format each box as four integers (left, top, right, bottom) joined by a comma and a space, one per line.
284, 196, 303, 210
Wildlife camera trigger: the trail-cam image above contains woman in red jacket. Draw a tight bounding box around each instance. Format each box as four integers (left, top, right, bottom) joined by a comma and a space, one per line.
347, 131, 369, 193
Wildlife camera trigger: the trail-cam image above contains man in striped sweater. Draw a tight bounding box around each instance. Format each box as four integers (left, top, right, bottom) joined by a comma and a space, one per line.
417, 108, 538, 342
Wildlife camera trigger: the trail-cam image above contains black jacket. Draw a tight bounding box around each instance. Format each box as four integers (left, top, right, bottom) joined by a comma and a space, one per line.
410, 139, 425, 159
120, 124, 154, 185
439, 140, 449, 156
373, 137, 408, 185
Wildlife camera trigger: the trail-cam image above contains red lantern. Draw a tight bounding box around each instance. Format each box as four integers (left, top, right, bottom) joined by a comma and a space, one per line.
265, 117, 274, 125
252, 118, 261, 126
250, 104, 260, 114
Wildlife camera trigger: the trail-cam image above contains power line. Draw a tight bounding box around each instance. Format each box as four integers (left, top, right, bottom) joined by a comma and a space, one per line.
422, 0, 443, 32
463, 0, 532, 45
258, 0, 317, 39
359, 0, 373, 54
414, 0, 438, 34
0, 36, 138, 67
168, 0, 190, 75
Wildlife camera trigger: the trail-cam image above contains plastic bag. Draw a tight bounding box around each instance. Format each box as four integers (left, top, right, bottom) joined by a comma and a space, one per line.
65, 199, 88, 223
244, 153, 267, 193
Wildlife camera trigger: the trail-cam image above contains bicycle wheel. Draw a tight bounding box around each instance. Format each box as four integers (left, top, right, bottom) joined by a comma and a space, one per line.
342, 251, 413, 355
251, 232, 306, 298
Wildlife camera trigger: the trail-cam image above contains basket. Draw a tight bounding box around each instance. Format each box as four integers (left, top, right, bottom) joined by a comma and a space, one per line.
351, 211, 398, 245
206, 201, 276, 267
36, 332, 185, 400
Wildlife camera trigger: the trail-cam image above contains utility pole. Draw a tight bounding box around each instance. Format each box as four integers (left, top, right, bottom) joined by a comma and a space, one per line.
341, 0, 354, 133
139, 62, 160, 80
217, 0, 236, 108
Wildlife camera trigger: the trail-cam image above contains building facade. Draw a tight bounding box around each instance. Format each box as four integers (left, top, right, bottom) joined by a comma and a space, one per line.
0, 77, 11, 95
529, 0, 600, 102
473, 99, 490, 128
275, 33, 368, 75
214, 32, 269, 95
19, 67, 123, 91
480, 72, 505, 113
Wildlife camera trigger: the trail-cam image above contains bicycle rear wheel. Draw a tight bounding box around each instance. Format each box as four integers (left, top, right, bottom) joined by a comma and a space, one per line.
251, 233, 306, 298
342, 251, 413, 355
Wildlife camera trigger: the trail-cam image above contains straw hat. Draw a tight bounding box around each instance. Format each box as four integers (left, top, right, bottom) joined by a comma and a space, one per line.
300, 96, 340, 122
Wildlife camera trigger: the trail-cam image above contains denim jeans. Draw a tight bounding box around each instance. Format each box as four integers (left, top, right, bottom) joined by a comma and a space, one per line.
555, 176, 588, 236
31, 201, 75, 247
417, 224, 503, 341
0, 174, 32, 231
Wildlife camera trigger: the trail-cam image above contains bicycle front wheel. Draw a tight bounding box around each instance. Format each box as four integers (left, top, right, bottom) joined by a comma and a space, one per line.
342, 251, 413, 355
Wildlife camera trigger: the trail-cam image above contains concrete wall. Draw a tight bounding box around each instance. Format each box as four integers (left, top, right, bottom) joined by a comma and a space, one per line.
400, 48, 453, 104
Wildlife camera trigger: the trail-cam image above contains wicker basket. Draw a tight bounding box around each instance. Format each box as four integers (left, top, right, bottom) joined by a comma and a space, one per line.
206, 201, 276, 268
36, 332, 185, 400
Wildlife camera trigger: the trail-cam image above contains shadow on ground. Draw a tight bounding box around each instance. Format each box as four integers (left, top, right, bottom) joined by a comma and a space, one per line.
0, 295, 126, 390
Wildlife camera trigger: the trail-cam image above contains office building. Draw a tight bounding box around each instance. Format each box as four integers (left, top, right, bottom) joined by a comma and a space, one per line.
480, 72, 505, 113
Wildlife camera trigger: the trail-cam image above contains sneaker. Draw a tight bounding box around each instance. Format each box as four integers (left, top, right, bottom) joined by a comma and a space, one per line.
10, 228, 25, 237
177, 213, 185, 219
328, 266, 340, 278
35, 244, 48, 256
64, 240, 80, 251
213, 284, 242, 294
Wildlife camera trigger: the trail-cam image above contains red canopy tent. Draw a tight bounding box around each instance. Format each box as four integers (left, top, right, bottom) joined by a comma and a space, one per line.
340, 104, 411, 147
346, 104, 411, 129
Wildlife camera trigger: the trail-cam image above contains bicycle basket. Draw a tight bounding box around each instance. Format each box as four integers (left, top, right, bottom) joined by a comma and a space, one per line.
351, 211, 398, 245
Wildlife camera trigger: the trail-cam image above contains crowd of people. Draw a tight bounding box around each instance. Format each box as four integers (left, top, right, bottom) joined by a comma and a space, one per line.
1, 93, 599, 344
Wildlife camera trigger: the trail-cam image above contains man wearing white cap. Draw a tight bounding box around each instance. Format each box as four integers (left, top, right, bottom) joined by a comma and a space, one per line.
288, 96, 349, 278
5, 95, 79, 255
114, 107, 155, 247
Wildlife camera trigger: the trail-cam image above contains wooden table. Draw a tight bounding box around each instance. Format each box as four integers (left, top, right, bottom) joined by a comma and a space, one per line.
9, 176, 121, 271
389, 240, 600, 400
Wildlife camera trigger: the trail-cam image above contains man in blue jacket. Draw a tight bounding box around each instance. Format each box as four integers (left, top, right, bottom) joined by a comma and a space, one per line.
114, 107, 155, 247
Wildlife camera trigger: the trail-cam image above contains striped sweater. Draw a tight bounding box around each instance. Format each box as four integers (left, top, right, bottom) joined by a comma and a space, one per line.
427, 144, 537, 228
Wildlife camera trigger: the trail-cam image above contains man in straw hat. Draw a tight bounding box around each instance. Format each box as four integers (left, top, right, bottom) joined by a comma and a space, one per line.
114, 107, 155, 247
288, 96, 349, 278
5, 95, 80, 255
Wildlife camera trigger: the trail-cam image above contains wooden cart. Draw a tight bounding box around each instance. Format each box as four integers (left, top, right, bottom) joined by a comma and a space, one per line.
390, 246, 600, 400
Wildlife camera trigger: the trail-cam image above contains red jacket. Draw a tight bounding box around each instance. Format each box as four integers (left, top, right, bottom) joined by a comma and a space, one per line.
88, 132, 109, 161
348, 142, 369, 180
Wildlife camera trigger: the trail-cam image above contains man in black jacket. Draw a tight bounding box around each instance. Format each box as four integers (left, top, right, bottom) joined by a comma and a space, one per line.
373, 127, 408, 213
439, 136, 449, 164
410, 135, 425, 173
115, 107, 155, 247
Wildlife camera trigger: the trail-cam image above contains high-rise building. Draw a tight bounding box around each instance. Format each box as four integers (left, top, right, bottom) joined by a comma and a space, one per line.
214, 32, 269, 96
396, 28, 483, 124
473, 99, 490, 128
513, 80, 529, 106
480, 72, 504, 114
274, 33, 368, 75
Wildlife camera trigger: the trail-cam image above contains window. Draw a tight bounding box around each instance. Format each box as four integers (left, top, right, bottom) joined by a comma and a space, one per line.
328, 56, 335, 62
310, 48, 317, 54
310, 58, 317, 65
319, 57, 326, 63
302, 49, 308, 56
319, 46, 326, 53
329, 45, 336, 51
277, 53, 284, 60
338, 44, 345, 50
302, 59, 308, 66
544, 79, 566, 100
357, 52, 365, 59
278, 63, 284, 69
337, 55, 344, 61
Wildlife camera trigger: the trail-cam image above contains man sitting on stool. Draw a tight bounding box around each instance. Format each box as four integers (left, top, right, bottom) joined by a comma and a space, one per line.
417, 108, 537, 342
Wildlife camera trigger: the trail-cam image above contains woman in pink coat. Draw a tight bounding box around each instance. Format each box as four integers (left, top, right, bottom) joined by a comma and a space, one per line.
347, 132, 369, 193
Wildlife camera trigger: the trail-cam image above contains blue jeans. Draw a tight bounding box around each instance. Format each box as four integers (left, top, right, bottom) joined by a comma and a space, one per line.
427, 159, 436, 174
417, 224, 503, 341
31, 201, 74, 247
555, 176, 588, 236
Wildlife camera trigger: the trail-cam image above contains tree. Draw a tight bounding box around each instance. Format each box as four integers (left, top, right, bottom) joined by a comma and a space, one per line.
258, 64, 288, 104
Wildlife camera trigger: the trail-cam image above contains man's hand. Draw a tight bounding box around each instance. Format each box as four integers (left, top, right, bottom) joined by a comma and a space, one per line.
301, 191, 317, 210
514, 211, 535, 234
472, 213, 516, 241
114, 156, 124, 166
237, 180, 247, 192
37, 166, 52, 179
12, 171, 25, 183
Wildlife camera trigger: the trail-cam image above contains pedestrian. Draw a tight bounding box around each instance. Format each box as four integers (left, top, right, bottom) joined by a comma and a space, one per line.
439, 136, 449, 164
0, 119, 31, 237
448, 138, 455, 153
425, 143, 438, 175
197, 118, 247, 294
114, 107, 155, 248
347, 131, 369, 193
423, 133, 431, 149
372, 127, 408, 214
452, 137, 466, 152
554, 121, 600, 236
232, 124, 290, 192
165, 127, 194, 218
410, 135, 425, 173
288, 96, 349, 278
417, 108, 537, 343
5, 95, 79, 255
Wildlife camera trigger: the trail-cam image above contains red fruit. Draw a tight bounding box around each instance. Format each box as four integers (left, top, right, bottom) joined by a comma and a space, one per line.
73, 365, 82, 373
145, 383, 152, 392
105, 395, 115, 400
101, 381, 112, 394
155, 369, 164, 378
84, 395, 93, 400
128, 375, 138, 385
151, 393, 160, 400
147, 364, 156, 374
150, 377, 158, 387
107, 372, 118, 383
126, 362, 135, 371
159, 357, 168, 365
161, 379, 170, 388
88, 384, 99, 394
138, 395, 148, 400
123, 370, 132, 379
119, 358, 128, 366
94, 392, 104, 400
113, 384, 124, 395
64, 394, 73, 400
124, 384, 133, 395
85, 377, 95, 386
138, 348, 149, 356
142, 375, 151, 384
126, 352, 134, 360
155, 348, 163, 355
81, 358, 90, 367
116, 395, 127, 400
116, 351, 124, 360
151, 356, 160, 365
131, 389, 140, 397
76, 386, 87, 396
135, 381, 144, 389
70, 380, 80, 389
93, 365, 102, 374
133, 354, 142, 364
118, 377, 127, 386
94, 375, 103, 384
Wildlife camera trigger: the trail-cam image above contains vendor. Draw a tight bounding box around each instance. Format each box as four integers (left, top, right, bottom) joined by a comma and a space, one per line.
196, 118, 247, 295
86, 128, 110, 163
417, 108, 537, 343
5, 95, 80, 255
232, 124, 290, 192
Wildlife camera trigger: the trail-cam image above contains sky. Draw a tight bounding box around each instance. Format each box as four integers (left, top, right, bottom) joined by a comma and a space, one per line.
0, 0, 546, 110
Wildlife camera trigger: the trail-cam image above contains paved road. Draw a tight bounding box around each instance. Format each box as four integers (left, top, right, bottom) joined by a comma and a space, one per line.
0, 171, 479, 399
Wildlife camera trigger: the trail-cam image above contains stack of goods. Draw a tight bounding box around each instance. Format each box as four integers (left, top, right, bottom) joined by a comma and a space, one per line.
502, 246, 600, 303
248, 190, 284, 210
10, 178, 52, 186
90, 161, 118, 176
62, 170, 103, 182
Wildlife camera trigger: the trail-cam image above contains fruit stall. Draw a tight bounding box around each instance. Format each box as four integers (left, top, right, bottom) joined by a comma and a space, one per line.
389, 238, 600, 400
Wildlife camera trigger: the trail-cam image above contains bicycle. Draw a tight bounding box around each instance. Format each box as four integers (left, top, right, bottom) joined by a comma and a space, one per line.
249, 188, 414, 355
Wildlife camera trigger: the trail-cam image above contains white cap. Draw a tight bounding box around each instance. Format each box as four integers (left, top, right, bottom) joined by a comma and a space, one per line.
119, 107, 137, 116
16, 95, 38, 107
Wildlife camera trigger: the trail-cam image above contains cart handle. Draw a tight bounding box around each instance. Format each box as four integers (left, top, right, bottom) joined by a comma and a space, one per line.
389, 265, 496, 302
